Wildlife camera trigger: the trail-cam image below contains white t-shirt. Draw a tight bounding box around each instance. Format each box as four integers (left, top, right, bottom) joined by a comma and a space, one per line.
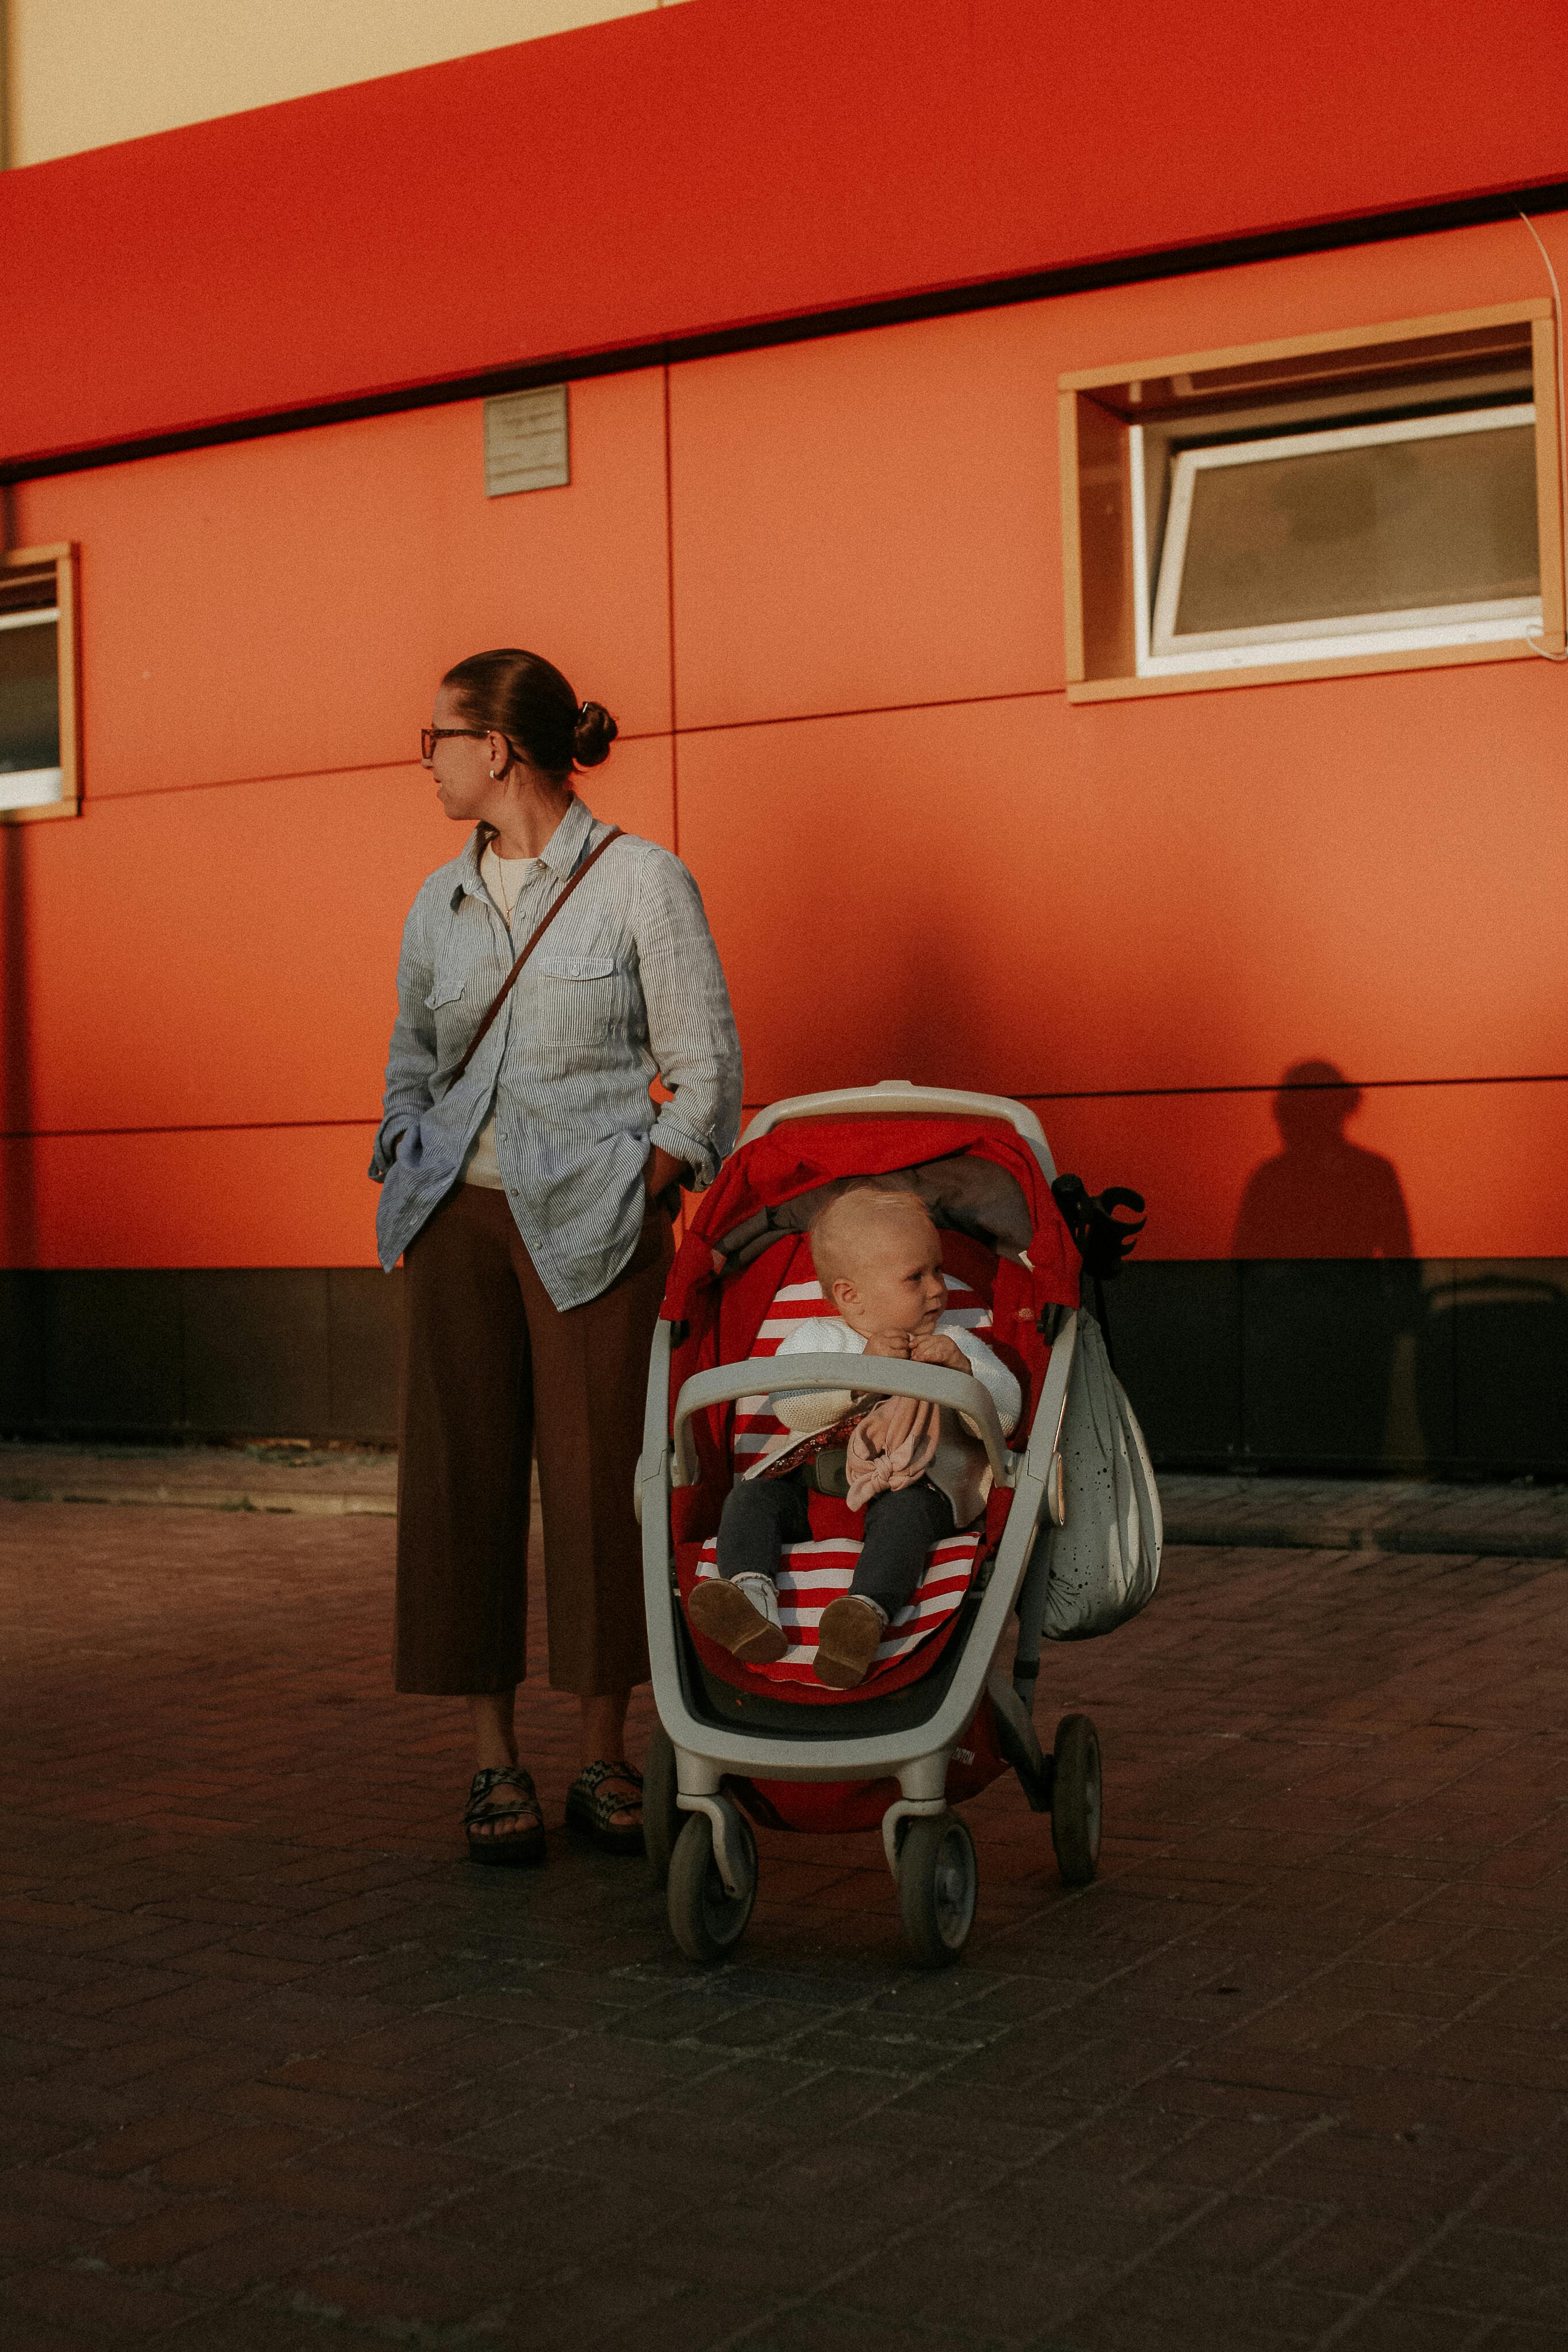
769, 1312, 1022, 1435
462, 847, 541, 1190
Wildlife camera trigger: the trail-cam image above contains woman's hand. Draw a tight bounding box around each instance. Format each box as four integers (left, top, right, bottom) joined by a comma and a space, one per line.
643, 1146, 687, 1212
910, 1332, 968, 1373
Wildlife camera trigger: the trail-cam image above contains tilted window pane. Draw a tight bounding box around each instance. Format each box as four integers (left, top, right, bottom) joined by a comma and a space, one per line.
0, 618, 61, 772
1172, 424, 1539, 638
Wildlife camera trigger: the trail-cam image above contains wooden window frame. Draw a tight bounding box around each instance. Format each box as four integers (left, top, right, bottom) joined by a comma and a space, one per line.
1058, 301, 1566, 704
1, 542, 81, 823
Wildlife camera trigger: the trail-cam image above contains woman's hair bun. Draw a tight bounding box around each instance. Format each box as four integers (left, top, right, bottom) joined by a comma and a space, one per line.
572, 700, 618, 768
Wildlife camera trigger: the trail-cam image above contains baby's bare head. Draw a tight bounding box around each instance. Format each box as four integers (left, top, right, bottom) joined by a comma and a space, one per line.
809, 1183, 948, 1340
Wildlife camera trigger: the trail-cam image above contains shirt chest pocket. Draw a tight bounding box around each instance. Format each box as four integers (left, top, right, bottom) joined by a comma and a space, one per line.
424, 963, 468, 1013
534, 954, 618, 985
527, 951, 632, 1058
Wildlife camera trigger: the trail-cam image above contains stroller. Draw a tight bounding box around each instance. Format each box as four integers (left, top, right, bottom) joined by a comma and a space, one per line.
637, 1081, 1158, 1967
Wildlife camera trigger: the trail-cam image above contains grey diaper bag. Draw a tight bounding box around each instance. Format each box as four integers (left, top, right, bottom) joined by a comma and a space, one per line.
1013, 1310, 1162, 1680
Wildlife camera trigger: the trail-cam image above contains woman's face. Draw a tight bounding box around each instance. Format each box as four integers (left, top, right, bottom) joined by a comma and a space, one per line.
425, 683, 503, 826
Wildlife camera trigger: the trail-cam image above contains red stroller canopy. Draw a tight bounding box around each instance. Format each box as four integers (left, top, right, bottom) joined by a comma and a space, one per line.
664, 1111, 1081, 1324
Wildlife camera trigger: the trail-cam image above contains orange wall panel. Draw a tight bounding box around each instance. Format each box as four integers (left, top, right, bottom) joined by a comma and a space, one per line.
6, 213, 1568, 1270
12, 368, 673, 801
670, 305, 1064, 725
680, 677, 1566, 1113
1, 1125, 382, 1268
667, 218, 1567, 732
1, 739, 674, 1139
1035, 1081, 1568, 1263
1045, 214, 1567, 404
5, 1075, 1561, 1273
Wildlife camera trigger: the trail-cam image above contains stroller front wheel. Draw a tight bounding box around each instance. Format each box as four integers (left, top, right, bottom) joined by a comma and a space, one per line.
642, 1726, 682, 1891
897, 1812, 978, 1967
667, 1809, 758, 1962
1050, 1713, 1102, 1886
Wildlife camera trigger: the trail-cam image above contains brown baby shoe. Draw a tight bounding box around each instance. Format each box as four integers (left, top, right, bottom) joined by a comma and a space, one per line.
812, 1595, 887, 1688
686, 1577, 788, 1664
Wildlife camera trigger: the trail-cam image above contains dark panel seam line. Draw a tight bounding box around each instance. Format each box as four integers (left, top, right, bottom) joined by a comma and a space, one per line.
1016, 1074, 1568, 1100
82, 732, 673, 805
738, 1072, 1568, 1115
6, 176, 1566, 484
662, 360, 681, 859
10, 1069, 1566, 1144
74, 692, 1071, 806
1, 1120, 377, 1142
671, 687, 1066, 736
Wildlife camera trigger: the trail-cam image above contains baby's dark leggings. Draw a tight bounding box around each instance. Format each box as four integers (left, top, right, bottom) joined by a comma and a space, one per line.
716, 1469, 956, 1623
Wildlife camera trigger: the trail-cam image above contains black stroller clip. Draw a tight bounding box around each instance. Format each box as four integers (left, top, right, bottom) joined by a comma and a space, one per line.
1050, 1175, 1147, 1369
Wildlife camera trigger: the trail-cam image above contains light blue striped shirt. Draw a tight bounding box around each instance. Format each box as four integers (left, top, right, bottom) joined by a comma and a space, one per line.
371, 796, 742, 1307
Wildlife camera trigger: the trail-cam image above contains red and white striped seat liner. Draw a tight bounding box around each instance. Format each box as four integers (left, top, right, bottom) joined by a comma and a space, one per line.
691, 1256, 990, 1687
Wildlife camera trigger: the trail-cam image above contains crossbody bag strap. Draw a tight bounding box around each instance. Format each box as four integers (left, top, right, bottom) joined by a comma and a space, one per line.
451, 825, 624, 1084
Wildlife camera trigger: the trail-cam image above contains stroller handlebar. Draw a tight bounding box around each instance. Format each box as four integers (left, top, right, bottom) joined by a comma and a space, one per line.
738, 1080, 1056, 1180
669, 1354, 1016, 1491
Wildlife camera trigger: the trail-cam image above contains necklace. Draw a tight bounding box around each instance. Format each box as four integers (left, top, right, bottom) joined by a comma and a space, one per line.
485, 843, 531, 925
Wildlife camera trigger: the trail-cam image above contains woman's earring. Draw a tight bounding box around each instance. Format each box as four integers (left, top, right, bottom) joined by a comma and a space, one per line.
489, 769, 500, 779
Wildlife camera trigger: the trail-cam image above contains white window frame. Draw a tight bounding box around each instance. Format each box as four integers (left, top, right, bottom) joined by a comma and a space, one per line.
1132, 404, 1541, 679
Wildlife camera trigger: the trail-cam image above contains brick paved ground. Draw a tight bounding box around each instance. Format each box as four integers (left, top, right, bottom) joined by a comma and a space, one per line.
2, 1499, 1566, 2351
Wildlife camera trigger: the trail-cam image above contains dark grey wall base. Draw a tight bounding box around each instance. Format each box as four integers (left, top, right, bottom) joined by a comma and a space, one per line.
0, 1268, 403, 1445
1107, 1258, 1568, 1479
1, 1258, 1564, 1476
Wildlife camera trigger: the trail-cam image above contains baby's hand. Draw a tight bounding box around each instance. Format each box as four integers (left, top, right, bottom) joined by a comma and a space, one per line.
910, 1332, 968, 1372
861, 1329, 914, 1360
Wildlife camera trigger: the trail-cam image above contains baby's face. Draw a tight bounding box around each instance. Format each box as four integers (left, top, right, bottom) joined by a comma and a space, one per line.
831, 1220, 948, 1341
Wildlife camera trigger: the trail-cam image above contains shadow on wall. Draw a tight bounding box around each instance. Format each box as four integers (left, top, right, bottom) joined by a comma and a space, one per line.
1197, 1060, 1568, 1472
1232, 1060, 1412, 1260
1232, 1060, 1424, 1467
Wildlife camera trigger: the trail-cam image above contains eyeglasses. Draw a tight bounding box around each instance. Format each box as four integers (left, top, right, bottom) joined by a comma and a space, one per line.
421, 726, 488, 762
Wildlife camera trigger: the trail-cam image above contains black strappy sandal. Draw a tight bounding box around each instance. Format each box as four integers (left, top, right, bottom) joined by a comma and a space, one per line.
463, 1765, 546, 1868
565, 1759, 644, 1857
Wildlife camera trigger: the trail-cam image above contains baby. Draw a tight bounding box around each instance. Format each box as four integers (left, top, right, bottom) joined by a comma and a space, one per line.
686, 1183, 1022, 1688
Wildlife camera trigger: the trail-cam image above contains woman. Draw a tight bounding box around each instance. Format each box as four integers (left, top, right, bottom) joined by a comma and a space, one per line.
371, 648, 742, 1863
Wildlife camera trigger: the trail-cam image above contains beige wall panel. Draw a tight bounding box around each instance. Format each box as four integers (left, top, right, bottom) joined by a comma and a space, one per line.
6, 0, 687, 165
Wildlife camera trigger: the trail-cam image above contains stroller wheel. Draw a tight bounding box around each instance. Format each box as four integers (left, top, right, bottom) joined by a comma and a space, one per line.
643, 1727, 682, 1891
897, 1812, 978, 1968
667, 1810, 758, 1963
1050, 1713, 1102, 1886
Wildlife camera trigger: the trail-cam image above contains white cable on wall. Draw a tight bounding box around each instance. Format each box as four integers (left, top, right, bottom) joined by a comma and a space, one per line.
1520, 212, 1568, 661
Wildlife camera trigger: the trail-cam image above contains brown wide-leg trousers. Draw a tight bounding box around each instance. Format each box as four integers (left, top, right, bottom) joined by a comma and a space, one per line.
395, 1184, 673, 1697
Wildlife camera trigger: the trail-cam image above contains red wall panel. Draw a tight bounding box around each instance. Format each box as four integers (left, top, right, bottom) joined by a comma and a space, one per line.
2, 1, 1566, 468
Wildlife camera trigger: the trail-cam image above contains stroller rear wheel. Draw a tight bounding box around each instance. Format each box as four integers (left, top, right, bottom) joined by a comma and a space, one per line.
642, 1726, 682, 1891
1050, 1713, 1102, 1886
667, 1809, 758, 1962
897, 1812, 978, 1967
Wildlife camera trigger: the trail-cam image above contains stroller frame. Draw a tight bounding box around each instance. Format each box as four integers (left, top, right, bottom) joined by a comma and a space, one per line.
639, 1081, 1093, 1959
